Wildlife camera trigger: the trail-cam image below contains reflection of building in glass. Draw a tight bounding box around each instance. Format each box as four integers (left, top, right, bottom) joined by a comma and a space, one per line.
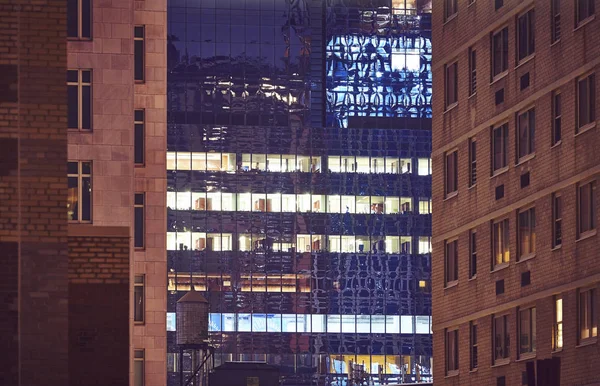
167, 0, 432, 384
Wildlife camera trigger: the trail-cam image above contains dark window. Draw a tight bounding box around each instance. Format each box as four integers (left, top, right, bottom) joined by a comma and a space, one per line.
67, 69, 92, 131
552, 91, 562, 145
576, 0, 595, 25
446, 328, 459, 373
135, 110, 145, 165
552, 0, 561, 42
493, 314, 510, 363
469, 230, 477, 278
579, 288, 598, 342
518, 208, 536, 260
552, 193, 562, 247
445, 150, 458, 196
445, 239, 458, 285
577, 73, 596, 131
135, 193, 145, 248
492, 123, 508, 172
517, 108, 535, 161
134, 349, 145, 386
445, 0, 458, 20
469, 47, 477, 95
470, 322, 478, 370
518, 307, 536, 356
493, 219, 510, 268
134, 26, 145, 82
445, 62, 458, 108
134, 275, 145, 323
577, 180, 596, 237
517, 9, 535, 62
492, 27, 509, 78
67, 161, 92, 222
553, 296, 563, 350
67, 0, 91, 39
495, 0, 504, 10
469, 138, 477, 186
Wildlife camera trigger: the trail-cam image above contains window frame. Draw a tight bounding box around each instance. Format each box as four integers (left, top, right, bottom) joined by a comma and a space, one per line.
134, 193, 145, 249
576, 0, 595, 26
446, 327, 459, 375
552, 91, 562, 145
552, 193, 562, 248
577, 180, 596, 238
470, 322, 478, 370
67, 0, 92, 40
468, 47, 477, 96
445, 239, 459, 286
134, 349, 145, 386
516, 8, 535, 63
135, 109, 145, 166
578, 287, 598, 343
517, 306, 536, 357
517, 207, 536, 260
445, 150, 458, 196
492, 218, 510, 270
134, 25, 145, 83
134, 275, 145, 323
576, 73, 596, 132
67, 69, 92, 131
469, 230, 477, 279
445, 61, 458, 108
491, 27, 509, 80
67, 161, 92, 223
551, 0, 561, 43
468, 137, 477, 187
516, 107, 535, 162
493, 314, 510, 364
491, 123, 508, 174
444, 0, 458, 21
553, 295, 563, 351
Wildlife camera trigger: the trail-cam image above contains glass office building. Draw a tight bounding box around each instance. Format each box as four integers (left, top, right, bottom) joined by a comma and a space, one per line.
167, 0, 432, 384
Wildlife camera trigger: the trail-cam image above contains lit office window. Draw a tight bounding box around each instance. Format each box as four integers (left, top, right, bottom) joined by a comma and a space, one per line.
67, 161, 92, 222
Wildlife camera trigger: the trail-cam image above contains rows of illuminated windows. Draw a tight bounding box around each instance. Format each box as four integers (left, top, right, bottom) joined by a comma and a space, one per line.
166, 152, 432, 175
166, 232, 431, 254
168, 192, 431, 215
167, 272, 311, 293
166, 312, 431, 335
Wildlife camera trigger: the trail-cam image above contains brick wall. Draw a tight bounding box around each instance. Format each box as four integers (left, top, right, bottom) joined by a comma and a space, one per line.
0, 1, 69, 385
432, 0, 600, 384
68, 233, 130, 386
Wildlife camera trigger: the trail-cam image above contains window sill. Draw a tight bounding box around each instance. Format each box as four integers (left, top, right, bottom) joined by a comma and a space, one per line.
515, 153, 535, 166
469, 368, 478, 373
490, 71, 509, 85
491, 359, 510, 368
551, 348, 563, 355
575, 122, 597, 137
491, 263, 509, 273
576, 337, 598, 348
135, 80, 146, 85
515, 54, 535, 70
443, 13, 458, 25
444, 191, 458, 201
491, 167, 509, 178
577, 229, 597, 242
135, 164, 146, 168
68, 128, 93, 133
444, 281, 459, 290
468, 183, 477, 190
444, 102, 458, 114
551, 140, 562, 149
516, 254, 536, 264
445, 370, 459, 378
468, 91, 477, 100
134, 321, 145, 326
551, 244, 562, 251
575, 15, 596, 31
550, 38, 561, 47
516, 353, 536, 362
135, 247, 146, 251
67, 37, 93, 42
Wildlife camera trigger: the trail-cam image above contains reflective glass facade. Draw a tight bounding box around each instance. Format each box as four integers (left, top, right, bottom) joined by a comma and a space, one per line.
167, 0, 432, 384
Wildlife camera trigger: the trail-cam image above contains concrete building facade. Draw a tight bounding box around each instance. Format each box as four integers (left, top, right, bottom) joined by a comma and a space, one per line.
432, 0, 600, 385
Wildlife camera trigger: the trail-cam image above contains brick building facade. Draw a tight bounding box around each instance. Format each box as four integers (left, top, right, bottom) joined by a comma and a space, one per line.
432, 0, 600, 385
0, 0, 166, 385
